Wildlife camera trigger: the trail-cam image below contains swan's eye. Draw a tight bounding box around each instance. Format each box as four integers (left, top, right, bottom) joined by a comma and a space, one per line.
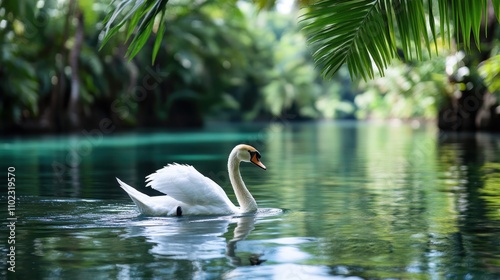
249, 151, 261, 159
248, 150, 266, 170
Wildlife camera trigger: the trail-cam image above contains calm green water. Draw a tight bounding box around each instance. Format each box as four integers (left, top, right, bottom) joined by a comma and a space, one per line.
1, 121, 500, 279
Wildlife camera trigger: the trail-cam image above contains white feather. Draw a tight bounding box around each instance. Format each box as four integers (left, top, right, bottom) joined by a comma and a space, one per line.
116, 178, 183, 216
144, 163, 238, 214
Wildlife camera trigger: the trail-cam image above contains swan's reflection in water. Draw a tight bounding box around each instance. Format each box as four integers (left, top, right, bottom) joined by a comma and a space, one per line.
122, 208, 282, 265
226, 215, 268, 266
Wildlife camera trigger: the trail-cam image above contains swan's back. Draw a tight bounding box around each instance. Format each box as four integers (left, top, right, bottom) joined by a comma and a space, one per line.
145, 164, 238, 214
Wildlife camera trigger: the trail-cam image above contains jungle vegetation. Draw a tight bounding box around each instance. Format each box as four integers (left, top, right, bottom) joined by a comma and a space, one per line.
0, 0, 499, 133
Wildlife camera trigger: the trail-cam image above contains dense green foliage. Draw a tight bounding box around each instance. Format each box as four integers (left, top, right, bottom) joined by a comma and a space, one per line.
0, 0, 499, 133
0, 0, 357, 132
102, 0, 500, 80
0, 0, 131, 131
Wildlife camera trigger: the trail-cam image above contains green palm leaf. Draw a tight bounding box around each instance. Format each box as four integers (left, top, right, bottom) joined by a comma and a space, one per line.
301, 0, 398, 80
495, 0, 500, 21
100, 0, 170, 61
301, 0, 499, 80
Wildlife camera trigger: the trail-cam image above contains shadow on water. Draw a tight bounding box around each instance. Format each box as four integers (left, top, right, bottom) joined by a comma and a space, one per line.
436, 132, 500, 276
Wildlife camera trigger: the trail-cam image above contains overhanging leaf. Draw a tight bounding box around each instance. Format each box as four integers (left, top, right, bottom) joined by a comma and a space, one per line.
301, 0, 397, 80
152, 9, 167, 63
301, 0, 499, 80
494, 0, 500, 22
100, 0, 170, 62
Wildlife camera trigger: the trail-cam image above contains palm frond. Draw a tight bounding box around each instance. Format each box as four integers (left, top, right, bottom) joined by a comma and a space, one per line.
301, 0, 399, 80
494, 0, 500, 22
100, 0, 170, 61
301, 0, 499, 80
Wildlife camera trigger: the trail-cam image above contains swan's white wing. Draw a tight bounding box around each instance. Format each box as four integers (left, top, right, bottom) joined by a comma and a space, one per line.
145, 164, 237, 212
116, 178, 184, 216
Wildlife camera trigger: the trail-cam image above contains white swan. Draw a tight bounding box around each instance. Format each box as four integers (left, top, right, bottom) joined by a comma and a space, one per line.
116, 144, 266, 216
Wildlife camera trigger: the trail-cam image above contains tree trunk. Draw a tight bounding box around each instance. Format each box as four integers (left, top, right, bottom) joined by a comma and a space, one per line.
43, 0, 77, 132
67, 10, 84, 130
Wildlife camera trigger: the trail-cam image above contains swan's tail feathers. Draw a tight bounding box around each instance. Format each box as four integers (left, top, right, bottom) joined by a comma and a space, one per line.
116, 178, 152, 214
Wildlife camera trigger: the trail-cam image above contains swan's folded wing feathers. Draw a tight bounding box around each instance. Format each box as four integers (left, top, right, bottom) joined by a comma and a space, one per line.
145, 163, 234, 209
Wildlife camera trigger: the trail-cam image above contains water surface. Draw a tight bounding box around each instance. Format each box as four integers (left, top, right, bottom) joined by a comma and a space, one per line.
1, 121, 500, 279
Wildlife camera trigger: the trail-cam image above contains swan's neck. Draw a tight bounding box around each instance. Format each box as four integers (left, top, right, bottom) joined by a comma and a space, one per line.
228, 153, 257, 213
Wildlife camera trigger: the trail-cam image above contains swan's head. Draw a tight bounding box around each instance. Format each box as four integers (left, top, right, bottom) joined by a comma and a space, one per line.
234, 144, 266, 170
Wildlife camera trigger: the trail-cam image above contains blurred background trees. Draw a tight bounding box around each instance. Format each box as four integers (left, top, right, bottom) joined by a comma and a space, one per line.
0, 0, 499, 133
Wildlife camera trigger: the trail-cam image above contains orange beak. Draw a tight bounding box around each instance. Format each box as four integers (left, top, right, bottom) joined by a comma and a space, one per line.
251, 153, 266, 170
